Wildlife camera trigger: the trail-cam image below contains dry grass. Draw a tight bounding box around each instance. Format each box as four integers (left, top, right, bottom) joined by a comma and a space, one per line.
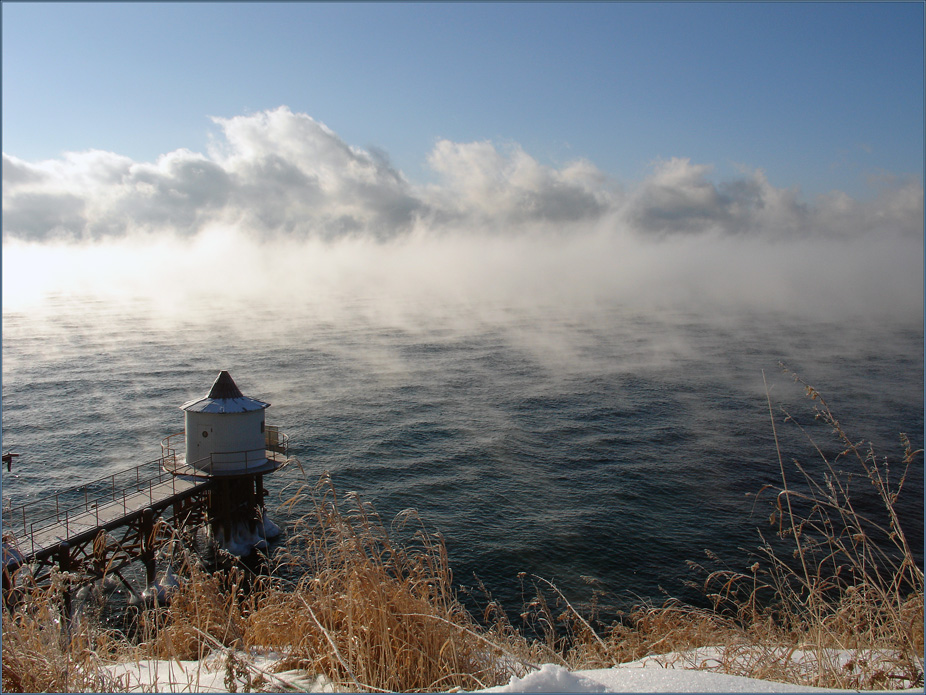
119, 474, 530, 692
1, 571, 130, 693
543, 369, 924, 690
515, 577, 744, 672
136, 562, 249, 661
2, 478, 529, 692
2, 371, 922, 691
697, 368, 924, 689
239, 475, 524, 692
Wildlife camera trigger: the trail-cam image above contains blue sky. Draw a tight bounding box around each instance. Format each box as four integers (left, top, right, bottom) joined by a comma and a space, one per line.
3, 2, 923, 198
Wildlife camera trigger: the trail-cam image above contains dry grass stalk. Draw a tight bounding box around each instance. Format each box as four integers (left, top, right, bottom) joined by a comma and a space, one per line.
512, 371, 922, 691
1, 570, 129, 693
136, 562, 248, 661
243, 474, 518, 692
693, 369, 924, 689
1, 475, 526, 693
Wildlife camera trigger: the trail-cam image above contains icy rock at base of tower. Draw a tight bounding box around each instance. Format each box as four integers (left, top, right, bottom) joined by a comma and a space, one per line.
262, 515, 281, 540
206, 513, 281, 557
2, 539, 24, 569
142, 565, 180, 604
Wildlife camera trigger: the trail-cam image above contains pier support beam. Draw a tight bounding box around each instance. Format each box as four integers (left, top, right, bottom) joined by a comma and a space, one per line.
2, 563, 12, 612
2, 472, 213, 609
140, 508, 156, 589
57, 542, 73, 624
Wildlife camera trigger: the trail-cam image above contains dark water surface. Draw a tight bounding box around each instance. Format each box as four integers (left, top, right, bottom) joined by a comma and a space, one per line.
2, 294, 923, 618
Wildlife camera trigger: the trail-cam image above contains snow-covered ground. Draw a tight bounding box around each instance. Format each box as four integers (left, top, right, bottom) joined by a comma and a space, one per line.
105, 648, 920, 693
482, 661, 890, 693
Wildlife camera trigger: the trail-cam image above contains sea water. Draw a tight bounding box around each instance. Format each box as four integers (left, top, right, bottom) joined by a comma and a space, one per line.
2, 292, 922, 618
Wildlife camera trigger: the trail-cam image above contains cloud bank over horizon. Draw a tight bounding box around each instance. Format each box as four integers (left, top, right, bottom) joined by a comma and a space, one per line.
3, 106, 922, 243
2, 106, 923, 323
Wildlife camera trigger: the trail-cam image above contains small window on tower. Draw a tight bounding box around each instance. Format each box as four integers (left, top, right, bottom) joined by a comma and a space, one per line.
260, 420, 265, 433
202, 431, 209, 438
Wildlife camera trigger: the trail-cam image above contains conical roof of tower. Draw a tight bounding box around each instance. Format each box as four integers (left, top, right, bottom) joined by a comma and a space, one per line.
180, 371, 270, 413
207, 370, 244, 399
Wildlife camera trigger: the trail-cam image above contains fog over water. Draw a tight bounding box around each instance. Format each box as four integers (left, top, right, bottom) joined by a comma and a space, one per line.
4, 107, 923, 326
2, 107, 923, 615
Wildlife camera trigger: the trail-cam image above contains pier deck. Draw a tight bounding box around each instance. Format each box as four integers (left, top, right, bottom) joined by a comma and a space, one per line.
2, 425, 289, 604
3, 460, 212, 570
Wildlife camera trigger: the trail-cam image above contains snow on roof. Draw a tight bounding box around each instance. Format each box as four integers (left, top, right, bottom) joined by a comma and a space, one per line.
180, 371, 270, 413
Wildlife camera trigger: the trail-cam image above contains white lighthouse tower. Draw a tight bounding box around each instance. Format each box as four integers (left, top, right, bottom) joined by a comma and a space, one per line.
180, 370, 272, 476
166, 371, 287, 555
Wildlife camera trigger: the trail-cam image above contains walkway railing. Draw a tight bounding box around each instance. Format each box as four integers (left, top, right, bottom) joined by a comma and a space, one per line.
160, 426, 289, 476
2, 427, 289, 560
2, 459, 203, 560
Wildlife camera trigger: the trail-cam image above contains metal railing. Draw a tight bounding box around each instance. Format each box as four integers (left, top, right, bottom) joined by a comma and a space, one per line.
1, 459, 199, 560
2, 427, 289, 560
160, 426, 289, 476
265, 425, 288, 454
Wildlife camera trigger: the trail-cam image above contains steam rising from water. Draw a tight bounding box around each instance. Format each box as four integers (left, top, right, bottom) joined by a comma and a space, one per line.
2, 222, 922, 329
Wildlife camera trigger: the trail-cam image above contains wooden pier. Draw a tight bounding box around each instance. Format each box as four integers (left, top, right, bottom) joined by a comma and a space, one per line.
2, 426, 288, 607
3, 372, 289, 609
2, 458, 212, 604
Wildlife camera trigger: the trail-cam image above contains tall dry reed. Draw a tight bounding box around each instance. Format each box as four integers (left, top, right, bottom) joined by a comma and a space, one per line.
133, 474, 531, 692
242, 474, 527, 692
557, 369, 924, 689
1, 570, 129, 692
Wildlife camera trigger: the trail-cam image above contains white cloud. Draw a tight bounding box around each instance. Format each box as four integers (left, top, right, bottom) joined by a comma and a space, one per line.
423, 140, 614, 226
618, 156, 924, 241
625, 158, 805, 237
3, 107, 921, 243
208, 107, 420, 237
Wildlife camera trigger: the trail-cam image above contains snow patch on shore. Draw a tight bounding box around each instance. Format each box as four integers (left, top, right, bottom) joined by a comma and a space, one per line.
105, 648, 919, 693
